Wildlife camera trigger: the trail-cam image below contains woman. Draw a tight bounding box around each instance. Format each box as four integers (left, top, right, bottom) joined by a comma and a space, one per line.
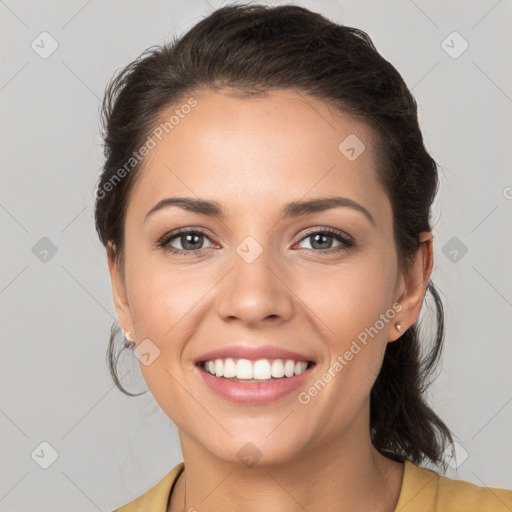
95, 4, 512, 511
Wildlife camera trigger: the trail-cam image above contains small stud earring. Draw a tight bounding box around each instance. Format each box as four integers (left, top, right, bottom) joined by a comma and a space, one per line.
395, 323, 403, 333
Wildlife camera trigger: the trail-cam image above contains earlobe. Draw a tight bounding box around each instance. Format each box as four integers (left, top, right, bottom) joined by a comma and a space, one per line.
388, 318, 405, 343
389, 232, 434, 343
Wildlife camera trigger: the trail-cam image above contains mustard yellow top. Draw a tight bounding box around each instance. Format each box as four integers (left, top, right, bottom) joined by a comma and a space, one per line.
112, 460, 512, 511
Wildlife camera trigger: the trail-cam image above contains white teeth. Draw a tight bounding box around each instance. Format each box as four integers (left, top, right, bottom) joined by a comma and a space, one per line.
202, 358, 310, 380
271, 359, 285, 378
236, 359, 254, 379
253, 359, 272, 380
215, 359, 223, 377
285, 360, 296, 377
223, 358, 236, 378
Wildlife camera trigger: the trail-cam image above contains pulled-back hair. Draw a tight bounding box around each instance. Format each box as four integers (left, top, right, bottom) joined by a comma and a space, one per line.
94, 2, 453, 469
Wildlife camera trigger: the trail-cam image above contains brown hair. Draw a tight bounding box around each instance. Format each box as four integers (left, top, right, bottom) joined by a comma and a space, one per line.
94, 2, 453, 468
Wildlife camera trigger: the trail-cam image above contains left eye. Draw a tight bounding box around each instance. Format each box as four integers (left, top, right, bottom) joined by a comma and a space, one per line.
296, 230, 353, 252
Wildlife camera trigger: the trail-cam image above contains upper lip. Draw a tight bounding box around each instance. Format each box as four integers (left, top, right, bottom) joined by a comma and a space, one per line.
194, 344, 316, 364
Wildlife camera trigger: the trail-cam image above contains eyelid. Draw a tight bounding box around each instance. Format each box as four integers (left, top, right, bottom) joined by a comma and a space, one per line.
293, 227, 354, 253
158, 226, 355, 255
295, 226, 354, 245
157, 227, 218, 248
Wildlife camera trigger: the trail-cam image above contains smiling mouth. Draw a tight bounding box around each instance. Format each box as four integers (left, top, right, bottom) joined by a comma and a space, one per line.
196, 359, 316, 382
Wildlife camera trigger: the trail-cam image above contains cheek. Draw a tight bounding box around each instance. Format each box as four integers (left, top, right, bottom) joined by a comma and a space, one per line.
297, 252, 397, 340
127, 257, 207, 339
127, 263, 198, 421
294, 249, 398, 399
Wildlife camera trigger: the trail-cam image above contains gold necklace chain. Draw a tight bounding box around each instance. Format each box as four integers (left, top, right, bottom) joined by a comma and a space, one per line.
182, 470, 187, 512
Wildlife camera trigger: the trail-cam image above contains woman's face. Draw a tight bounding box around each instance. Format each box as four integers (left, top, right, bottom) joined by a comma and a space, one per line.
109, 89, 425, 465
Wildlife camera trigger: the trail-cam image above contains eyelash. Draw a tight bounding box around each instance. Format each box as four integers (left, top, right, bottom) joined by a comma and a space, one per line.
157, 227, 355, 256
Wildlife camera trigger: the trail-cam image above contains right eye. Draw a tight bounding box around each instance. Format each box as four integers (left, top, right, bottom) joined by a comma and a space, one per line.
158, 228, 217, 255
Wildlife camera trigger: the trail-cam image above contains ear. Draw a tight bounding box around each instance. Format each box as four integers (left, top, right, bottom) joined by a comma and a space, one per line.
388, 232, 433, 342
106, 242, 135, 338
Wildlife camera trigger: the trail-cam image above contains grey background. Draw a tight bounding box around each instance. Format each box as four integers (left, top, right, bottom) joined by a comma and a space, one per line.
1, 0, 511, 510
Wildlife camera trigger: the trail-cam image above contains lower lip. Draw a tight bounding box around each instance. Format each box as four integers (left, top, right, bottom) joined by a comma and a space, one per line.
196, 364, 316, 405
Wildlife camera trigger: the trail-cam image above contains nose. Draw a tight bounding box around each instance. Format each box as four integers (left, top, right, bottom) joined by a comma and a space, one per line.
215, 243, 295, 327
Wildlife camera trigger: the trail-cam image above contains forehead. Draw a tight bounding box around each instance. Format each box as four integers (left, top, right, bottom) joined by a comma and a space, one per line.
126, 88, 389, 224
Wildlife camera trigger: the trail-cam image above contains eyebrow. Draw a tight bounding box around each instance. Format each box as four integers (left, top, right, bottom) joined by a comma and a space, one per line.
144, 196, 375, 226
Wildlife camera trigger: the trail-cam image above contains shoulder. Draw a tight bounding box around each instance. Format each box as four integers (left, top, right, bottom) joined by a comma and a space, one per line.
111, 462, 184, 512
395, 460, 512, 512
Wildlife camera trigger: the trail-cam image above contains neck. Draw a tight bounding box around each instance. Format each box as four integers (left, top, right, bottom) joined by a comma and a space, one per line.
169, 426, 404, 512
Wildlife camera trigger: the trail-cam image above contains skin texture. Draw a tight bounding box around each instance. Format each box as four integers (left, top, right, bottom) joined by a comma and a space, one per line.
107, 89, 434, 512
